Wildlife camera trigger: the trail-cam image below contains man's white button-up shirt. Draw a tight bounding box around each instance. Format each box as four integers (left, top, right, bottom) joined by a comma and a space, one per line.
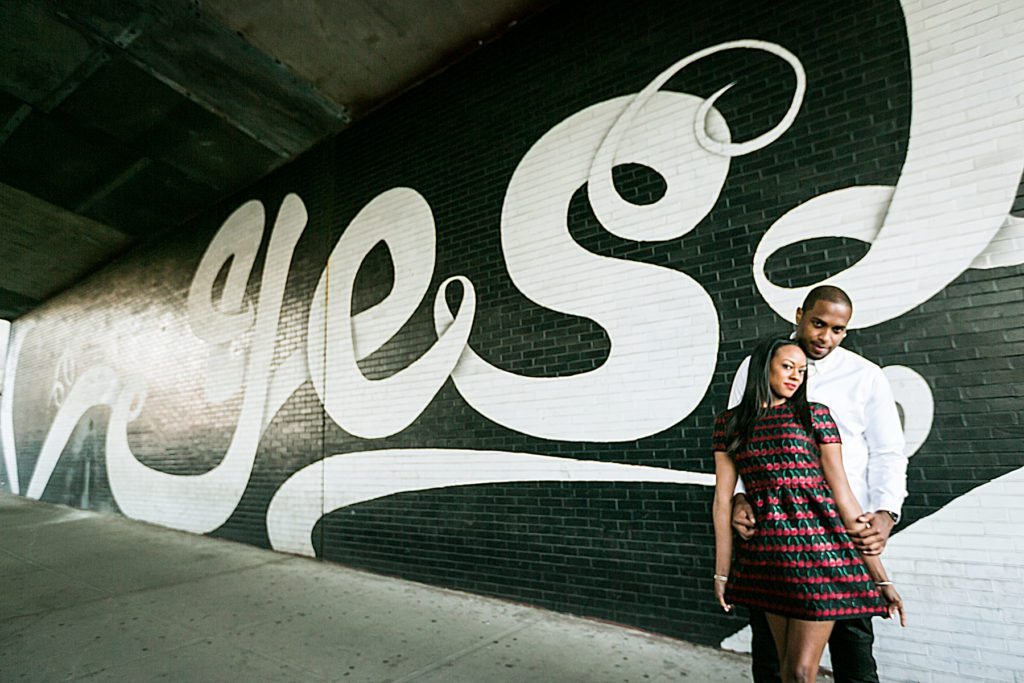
728, 345, 908, 518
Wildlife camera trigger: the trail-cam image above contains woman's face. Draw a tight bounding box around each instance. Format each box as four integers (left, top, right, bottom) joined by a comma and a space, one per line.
768, 344, 807, 403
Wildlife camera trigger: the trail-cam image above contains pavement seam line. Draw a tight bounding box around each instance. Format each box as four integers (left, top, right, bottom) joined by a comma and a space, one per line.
67, 635, 213, 681
389, 616, 542, 683
227, 639, 332, 681
2, 550, 295, 621
67, 636, 325, 682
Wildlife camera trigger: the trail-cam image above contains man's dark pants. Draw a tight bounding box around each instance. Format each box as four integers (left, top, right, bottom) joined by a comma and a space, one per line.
749, 608, 880, 683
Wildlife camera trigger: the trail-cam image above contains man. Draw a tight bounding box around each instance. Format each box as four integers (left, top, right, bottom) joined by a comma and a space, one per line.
728, 285, 907, 683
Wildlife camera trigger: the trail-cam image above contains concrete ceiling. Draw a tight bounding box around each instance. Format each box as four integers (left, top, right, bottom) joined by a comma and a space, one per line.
0, 0, 550, 319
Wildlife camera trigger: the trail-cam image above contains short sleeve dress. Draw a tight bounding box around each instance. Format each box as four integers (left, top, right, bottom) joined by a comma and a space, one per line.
712, 402, 888, 621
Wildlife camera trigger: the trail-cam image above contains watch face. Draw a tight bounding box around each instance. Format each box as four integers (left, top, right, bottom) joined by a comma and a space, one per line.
886, 511, 899, 523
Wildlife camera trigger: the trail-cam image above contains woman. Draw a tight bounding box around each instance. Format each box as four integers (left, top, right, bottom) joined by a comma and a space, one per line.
711, 337, 905, 682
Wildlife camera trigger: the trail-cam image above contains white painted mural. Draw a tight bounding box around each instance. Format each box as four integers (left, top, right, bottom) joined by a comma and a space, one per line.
753, 0, 1024, 327
2, 1, 1024, 681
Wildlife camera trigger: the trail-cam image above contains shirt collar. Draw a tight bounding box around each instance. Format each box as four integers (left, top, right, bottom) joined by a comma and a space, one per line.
812, 344, 843, 374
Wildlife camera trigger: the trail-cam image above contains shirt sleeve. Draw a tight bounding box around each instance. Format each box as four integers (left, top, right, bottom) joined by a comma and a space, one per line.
711, 412, 729, 453
728, 357, 750, 409
864, 368, 908, 519
811, 404, 842, 445
727, 358, 749, 495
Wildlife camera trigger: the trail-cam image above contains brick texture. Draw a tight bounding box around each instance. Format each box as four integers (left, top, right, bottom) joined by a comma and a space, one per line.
2, 2, 1023, 681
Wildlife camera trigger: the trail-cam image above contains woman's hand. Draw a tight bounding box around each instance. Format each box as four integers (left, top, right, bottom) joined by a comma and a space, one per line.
715, 577, 732, 613
879, 584, 906, 626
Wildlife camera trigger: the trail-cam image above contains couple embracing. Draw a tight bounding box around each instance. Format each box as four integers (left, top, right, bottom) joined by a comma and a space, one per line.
712, 286, 909, 682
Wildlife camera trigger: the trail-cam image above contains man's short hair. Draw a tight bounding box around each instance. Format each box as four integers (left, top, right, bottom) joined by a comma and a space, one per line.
801, 285, 852, 312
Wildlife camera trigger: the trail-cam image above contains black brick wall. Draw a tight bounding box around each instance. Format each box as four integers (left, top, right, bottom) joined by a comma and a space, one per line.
4, 0, 1022, 654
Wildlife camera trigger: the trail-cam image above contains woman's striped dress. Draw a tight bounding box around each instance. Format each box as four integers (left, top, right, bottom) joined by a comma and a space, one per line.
713, 402, 888, 621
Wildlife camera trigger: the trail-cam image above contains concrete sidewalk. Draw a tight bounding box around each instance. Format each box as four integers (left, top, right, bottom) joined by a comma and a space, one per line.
0, 493, 752, 682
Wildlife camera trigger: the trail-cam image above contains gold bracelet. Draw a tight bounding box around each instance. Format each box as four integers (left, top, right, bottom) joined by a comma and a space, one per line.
875, 581, 894, 586
713, 574, 729, 583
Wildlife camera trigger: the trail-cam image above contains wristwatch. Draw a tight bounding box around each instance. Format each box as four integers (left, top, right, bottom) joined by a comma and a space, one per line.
881, 510, 899, 524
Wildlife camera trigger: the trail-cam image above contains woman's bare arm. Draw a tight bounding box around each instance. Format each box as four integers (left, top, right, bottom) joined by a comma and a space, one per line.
818, 443, 890, 582
820, 442, 906, 625
713, 450, 738, 611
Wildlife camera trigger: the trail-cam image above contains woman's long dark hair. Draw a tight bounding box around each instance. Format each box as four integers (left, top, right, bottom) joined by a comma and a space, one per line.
725, 336, 814, 458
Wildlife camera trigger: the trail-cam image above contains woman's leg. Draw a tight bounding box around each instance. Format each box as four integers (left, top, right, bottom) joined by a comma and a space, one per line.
780, 618, 834, 682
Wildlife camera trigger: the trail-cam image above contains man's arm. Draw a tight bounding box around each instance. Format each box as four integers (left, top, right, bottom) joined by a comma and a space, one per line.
727, 357, 749, 410
850, 367, 907, 554
865, 367, 907, 517
727, 357, 749, 498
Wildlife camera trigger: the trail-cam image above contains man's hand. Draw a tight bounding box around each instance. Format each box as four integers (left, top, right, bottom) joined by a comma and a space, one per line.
848, 511, 896, 555
731, 494, 756, 541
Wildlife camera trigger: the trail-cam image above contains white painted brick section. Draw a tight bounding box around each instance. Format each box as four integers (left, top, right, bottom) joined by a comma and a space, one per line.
874, 469, 1024, 682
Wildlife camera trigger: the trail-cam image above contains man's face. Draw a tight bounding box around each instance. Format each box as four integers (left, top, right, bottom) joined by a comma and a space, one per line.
794, 299, 852, 360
